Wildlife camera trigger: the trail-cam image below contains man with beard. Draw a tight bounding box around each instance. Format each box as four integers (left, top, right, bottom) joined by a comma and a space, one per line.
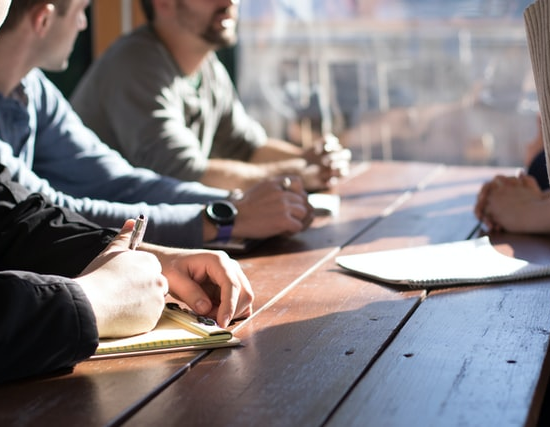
71, 0, 351, 192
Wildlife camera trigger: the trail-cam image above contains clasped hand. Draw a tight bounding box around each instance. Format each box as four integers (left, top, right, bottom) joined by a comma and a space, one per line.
302, 133, 351, 191
474, 173, 550, 233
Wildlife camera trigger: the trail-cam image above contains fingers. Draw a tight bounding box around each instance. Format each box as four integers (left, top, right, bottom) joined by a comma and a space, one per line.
278, 176, 314, 231
159, 274, 169, 297
321, 147, 352, 168
475, 172, 541, 233
279, 175, 302, 193
167, 252, 254, 328
316, 148, 351, 187
317, 134, 351, 176
216, 259, 254, 327
475, 174, 525, 219
475, 179, 504, 229
474, 182, 490, 220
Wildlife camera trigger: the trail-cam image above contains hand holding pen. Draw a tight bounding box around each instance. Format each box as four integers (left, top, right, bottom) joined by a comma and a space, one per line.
129, 214, 148, 250
76, 216, 168, 337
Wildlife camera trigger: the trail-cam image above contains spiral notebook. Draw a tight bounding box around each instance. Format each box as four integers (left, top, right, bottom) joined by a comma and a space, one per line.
92, 303, 240, 359
336, 237, 550, 288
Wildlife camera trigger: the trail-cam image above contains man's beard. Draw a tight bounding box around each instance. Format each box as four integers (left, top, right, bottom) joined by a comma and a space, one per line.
201, 24, 238, 49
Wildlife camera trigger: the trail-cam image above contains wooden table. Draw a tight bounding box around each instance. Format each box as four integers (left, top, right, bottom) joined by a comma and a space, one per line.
2, 161, 550, 427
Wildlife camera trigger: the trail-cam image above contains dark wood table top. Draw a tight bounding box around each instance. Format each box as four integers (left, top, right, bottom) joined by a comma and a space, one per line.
2, 161, 549, 427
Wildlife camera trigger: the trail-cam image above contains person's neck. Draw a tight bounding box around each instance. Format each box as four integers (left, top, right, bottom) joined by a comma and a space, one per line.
152, 22, 210, 76
0, 33, 35, 97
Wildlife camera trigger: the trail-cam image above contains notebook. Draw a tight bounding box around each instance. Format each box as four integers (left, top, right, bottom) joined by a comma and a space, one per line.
92, 302, 240, 359
308, 193, 340, 216
336, 236, 550, 288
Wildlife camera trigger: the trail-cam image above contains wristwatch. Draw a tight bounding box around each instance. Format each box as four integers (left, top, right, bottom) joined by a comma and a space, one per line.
205, 200, 238, 241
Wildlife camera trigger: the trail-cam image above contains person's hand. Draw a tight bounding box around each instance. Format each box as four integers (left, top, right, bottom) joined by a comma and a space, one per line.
302, 133, 351, 191
475, 174, 524, 230
231, 176, 315, 239
475, 174, 524, 228
475, 173, 550, 233
146, 247, 254, 328
75, 219, 168, 338
474, 176, 499, 226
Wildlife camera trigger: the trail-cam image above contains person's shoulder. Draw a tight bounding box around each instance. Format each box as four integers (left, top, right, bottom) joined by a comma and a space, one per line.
23, 68, 62, 96
76, 25, 169, 93
98, 25, 166, 68
23, 67, 47, 83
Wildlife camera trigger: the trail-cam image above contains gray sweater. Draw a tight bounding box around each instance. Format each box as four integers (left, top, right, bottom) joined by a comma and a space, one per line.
71, 25, 267, 183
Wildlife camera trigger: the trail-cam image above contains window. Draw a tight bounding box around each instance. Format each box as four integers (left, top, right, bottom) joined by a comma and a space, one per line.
237, 0, 538, 166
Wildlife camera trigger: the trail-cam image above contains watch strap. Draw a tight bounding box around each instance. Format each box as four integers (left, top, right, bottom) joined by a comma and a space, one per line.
216, 224, 233, 242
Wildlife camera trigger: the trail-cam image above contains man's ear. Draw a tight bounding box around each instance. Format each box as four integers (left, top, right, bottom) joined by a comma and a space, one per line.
29, 3, 55, 37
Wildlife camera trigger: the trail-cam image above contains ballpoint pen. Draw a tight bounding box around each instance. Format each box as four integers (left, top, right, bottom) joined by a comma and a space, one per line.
129, 214, 148, 250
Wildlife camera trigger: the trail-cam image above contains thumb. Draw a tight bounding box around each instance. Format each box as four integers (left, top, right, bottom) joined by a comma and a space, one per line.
106, 219, 136, 252
76, 219, 136, 276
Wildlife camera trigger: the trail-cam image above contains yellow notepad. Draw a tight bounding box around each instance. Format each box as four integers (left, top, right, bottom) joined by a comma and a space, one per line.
92, 303, 240, 358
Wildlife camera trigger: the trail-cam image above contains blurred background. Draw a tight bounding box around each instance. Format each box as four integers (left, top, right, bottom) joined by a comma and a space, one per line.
55, 0, 539, 168
237, 0, 538, 167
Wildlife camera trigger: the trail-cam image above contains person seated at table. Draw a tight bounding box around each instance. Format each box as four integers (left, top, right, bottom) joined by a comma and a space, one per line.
0, 0, 253, 384
474, 114, 550, 233
1, 163, 254, 384
0, 0, 314, 250
70, 0, 351, 193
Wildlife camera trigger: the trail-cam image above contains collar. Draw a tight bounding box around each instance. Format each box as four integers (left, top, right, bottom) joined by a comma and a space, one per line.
4, 81, 28, 107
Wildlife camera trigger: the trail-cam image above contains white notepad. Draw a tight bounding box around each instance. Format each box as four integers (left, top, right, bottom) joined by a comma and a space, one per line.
336, 237, 550, 288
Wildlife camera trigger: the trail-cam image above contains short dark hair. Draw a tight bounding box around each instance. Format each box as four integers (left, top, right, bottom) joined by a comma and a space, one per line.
140, 0, 154, 23
0, 0, 71, 32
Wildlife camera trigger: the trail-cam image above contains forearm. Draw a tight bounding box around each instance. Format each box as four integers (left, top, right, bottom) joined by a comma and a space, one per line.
202, 156, 306, 191
201, 158, 267, 190
71, 199, 210, 249
249, 138, 304, 163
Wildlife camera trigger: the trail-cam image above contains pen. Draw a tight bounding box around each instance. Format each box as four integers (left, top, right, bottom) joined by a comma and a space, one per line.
129, 214, 148, 250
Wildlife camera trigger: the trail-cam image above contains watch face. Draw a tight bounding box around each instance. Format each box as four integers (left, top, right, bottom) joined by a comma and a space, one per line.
207, 200, 237, 225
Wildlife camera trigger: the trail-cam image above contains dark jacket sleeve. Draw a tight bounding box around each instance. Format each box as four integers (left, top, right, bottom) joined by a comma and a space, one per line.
0, 165, 118, 382
0, 271, 99, 383
0, 165, 118, 276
